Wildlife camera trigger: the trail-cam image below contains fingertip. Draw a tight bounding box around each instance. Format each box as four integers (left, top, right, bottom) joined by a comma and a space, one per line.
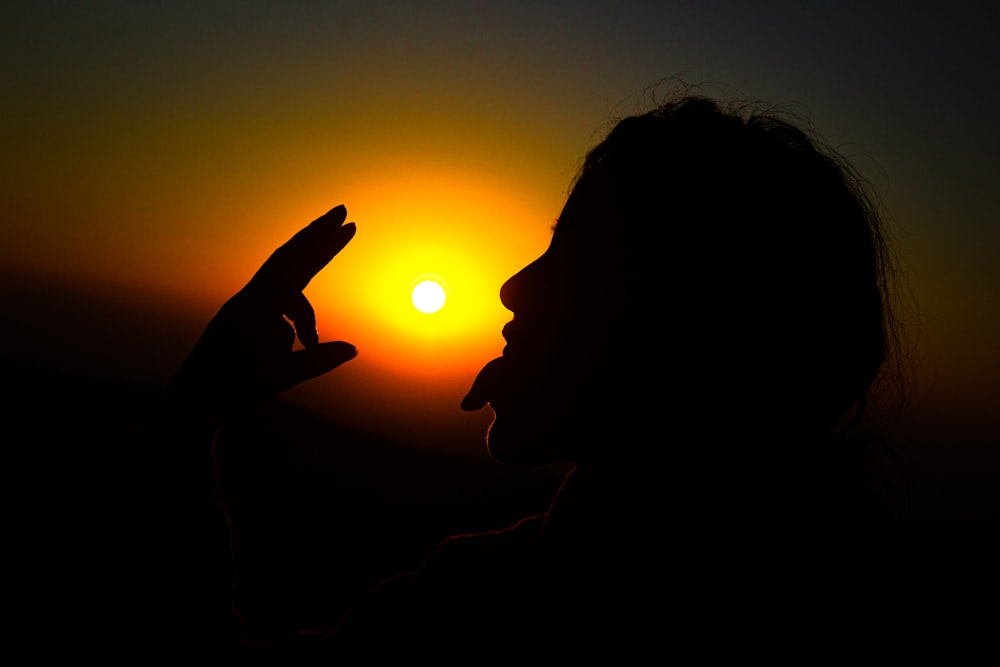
319, 341, 358, 371
315, 204, 347, 226
320, 340, 358, 360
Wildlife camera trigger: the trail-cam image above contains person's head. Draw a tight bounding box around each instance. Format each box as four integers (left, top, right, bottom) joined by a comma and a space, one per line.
464, 95, 901, 468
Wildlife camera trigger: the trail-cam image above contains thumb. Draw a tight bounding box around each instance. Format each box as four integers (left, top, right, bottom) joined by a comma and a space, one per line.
273, 341, 358, 393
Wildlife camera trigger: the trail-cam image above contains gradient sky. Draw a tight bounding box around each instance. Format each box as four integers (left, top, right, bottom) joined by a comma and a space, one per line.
2, 1, 997, 453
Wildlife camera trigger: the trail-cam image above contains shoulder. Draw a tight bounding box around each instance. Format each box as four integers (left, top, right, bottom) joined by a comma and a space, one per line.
334, 514, 548, 644
419, 513, 546, 579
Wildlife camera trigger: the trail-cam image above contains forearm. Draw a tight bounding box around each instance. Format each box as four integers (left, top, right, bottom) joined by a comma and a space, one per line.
114, 392, 243, 651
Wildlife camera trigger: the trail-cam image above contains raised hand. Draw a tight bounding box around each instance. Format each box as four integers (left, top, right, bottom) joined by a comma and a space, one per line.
169, 205, 359, 420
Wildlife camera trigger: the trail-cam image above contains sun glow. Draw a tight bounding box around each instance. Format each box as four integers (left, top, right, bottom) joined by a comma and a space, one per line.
306, 165, 555, 391
205, 160, 559, 450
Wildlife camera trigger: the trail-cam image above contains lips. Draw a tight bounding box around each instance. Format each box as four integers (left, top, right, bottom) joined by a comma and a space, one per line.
462, 320, 551, 411
462, 322, 521, 411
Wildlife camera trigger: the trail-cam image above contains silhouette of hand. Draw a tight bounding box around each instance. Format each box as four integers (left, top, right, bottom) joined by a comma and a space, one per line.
169, 205, 358, 419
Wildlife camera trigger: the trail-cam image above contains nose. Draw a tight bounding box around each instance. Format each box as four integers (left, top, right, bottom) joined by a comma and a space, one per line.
499, 255, 544, 314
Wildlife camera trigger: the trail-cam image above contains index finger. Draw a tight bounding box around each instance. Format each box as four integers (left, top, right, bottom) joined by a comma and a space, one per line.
244, 205, 357, 298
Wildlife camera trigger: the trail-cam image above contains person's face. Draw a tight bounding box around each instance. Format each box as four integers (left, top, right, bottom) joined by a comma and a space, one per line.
462, 173, 638, 466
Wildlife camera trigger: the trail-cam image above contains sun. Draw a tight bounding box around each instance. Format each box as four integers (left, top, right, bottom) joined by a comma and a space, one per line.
411, 278, 447, 314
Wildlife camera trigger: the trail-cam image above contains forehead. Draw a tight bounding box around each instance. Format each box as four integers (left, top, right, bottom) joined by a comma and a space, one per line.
550, 168, 672, 278
550, 167, 710, 291
551, 172, 616, 244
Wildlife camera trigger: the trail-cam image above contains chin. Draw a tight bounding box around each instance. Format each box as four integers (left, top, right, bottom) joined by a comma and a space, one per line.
484, 414, 571, 467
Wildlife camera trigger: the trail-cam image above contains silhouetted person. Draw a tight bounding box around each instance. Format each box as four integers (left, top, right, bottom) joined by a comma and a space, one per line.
116, 95, 923, 655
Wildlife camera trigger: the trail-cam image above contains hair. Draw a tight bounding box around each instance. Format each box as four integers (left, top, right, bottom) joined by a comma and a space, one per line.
577, 94, 906, 435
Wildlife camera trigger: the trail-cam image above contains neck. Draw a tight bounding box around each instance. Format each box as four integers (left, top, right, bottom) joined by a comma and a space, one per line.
542, 451, 665, 537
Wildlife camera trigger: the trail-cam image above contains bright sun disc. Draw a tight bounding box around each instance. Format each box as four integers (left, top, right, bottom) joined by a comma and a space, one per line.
411, 279, 446, 313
